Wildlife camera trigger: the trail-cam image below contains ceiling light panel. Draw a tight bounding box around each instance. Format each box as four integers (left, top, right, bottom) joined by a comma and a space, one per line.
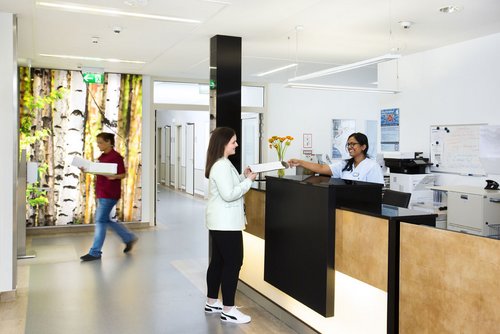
40, 53, 146, 64
288, 54, 401, 82
36, 1, 202, 23
255, 63, 298, 77
285, 83, 400, 94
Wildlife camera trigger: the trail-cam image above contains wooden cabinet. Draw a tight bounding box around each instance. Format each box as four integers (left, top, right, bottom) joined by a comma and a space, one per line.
244, 189, 265, 239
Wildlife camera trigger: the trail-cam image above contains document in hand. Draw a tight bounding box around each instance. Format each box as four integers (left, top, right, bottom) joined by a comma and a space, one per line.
71, 156, 117, 175
249, 161, 289, 173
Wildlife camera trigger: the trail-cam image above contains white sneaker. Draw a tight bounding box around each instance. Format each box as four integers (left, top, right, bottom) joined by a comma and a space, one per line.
220, 306, 251, 324
205, 300, 223, 313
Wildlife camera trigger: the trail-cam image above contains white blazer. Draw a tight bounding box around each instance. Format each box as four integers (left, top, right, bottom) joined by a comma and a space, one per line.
206, 158, 252, 231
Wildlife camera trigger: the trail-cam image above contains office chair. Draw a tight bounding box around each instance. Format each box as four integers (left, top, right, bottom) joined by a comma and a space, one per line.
382, 189, 412, 208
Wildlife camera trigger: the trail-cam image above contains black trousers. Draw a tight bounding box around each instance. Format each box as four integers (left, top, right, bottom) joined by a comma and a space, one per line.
206, 230, 243, 306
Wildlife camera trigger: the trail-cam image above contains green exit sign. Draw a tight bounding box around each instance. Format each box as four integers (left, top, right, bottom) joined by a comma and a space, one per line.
82, 72, 104, 84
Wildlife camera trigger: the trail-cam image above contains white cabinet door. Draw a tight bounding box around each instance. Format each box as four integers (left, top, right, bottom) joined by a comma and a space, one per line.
447, 192, 484, 234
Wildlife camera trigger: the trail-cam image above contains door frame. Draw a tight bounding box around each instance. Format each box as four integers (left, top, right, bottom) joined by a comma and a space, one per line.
185, 123, 195, 195
164, 125, 171, 187
174, 124, 182, 190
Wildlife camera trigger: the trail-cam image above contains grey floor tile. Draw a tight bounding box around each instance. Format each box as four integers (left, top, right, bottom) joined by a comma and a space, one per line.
23, 187, 297, 334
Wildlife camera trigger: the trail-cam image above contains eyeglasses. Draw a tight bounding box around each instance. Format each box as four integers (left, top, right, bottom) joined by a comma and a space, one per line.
345, 142, 360, 149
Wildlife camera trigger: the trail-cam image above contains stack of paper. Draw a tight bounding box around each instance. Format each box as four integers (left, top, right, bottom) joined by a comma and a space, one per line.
71, 156, 117, 175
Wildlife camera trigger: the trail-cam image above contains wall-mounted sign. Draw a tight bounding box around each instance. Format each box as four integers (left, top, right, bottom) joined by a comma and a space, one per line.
82, 72, 104, 84
381, 108, 400, 152
303, 133, 312, 148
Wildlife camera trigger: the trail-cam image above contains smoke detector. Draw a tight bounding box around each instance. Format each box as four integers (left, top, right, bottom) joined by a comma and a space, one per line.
439, 5, 462, 14
398, 21, 413, 29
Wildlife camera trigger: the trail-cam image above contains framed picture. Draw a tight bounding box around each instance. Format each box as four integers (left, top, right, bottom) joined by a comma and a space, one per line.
303, 133, 312, 148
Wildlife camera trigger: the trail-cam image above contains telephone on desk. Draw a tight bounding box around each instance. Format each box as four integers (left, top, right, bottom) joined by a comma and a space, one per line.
485, 179, 499, 190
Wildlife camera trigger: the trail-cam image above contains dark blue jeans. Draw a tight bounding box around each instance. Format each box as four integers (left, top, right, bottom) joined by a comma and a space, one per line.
89, 198, 135, 257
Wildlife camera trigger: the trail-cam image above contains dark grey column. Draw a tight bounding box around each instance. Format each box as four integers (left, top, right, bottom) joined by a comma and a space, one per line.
209, 35, 242, 172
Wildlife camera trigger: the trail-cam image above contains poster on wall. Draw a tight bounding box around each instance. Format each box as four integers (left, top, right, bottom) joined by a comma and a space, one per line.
332, 119, 356, 159
380, 108, 400, 151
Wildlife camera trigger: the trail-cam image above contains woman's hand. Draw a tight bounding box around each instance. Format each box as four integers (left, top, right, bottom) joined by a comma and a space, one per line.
287, 158, 302, 168
243, 167, 253, 177
244, 167, 257, 181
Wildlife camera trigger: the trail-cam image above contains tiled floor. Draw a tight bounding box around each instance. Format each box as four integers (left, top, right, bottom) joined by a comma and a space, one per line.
1, 187, 298, 334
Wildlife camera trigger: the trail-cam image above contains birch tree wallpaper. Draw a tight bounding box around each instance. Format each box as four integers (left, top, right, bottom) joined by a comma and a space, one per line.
19, 67, 142, 227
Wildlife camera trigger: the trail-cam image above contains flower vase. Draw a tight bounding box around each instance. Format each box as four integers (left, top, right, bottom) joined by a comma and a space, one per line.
277, 153, 285, 177
277, 168, 285, 178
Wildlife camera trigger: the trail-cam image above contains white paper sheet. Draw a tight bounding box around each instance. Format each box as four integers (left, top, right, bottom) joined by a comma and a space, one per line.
249, 161, 288, 173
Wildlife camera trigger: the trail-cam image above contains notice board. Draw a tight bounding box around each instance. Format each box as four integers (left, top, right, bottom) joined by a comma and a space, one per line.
430, 124, 486, 176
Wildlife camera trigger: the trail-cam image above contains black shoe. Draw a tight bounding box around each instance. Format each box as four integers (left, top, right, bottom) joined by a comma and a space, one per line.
124, 237, 138, 253
80, 254, 101, 261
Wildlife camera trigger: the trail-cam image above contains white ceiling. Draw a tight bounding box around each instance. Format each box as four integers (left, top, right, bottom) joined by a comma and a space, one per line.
2, 0, 500, 86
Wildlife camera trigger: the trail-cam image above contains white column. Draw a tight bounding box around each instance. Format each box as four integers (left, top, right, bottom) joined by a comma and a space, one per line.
141, 75, 155, 225
0, 12, 18, 294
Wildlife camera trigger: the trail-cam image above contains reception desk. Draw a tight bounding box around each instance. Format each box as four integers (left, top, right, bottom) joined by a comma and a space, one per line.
241, 175, 438, 333
264, 175, 383, 317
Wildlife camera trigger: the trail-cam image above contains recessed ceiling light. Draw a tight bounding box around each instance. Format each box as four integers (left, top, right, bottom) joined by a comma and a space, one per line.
255, 63, 298, 77
36, 1, 201, 23
40, 53, 146, 64
285, 83, 400, 94
439, 5, 462, 14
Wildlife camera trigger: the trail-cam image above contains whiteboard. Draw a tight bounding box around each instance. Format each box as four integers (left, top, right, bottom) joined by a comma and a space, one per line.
479, 125, 500, 175
430, 124, 487, 176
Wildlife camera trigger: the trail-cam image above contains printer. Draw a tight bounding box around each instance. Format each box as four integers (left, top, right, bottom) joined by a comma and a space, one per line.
384, 152, 433, 174
384, 152, 436, 209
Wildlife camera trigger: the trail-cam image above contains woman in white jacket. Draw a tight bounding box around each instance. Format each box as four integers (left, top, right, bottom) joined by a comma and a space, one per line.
204, 127, 257, 324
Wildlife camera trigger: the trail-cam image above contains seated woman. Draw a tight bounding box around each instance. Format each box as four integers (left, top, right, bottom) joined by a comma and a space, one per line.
288, 132, 384, 184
